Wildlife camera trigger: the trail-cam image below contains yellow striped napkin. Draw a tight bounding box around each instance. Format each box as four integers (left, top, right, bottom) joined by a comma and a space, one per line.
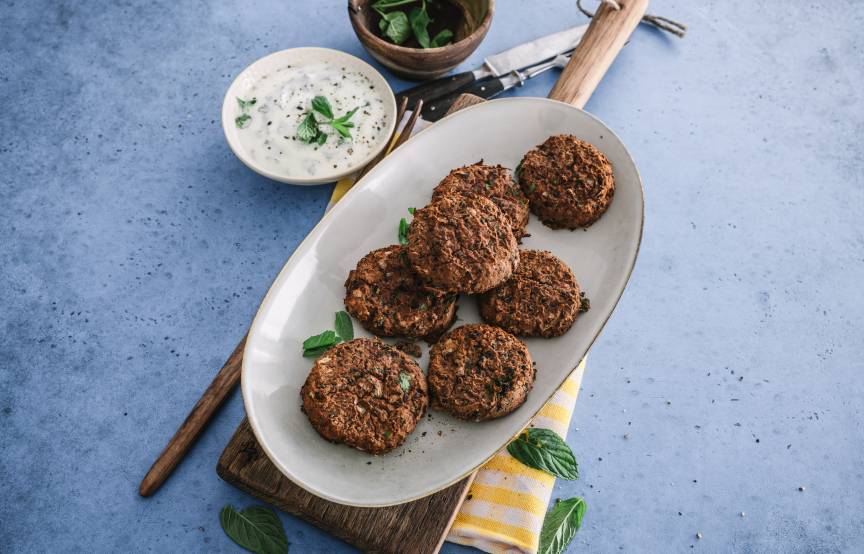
326, 116, 587, 554
447, 359, 585, 554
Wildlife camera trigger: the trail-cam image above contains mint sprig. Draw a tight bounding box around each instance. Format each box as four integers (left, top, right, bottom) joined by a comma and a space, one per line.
297, 96, 358, 145
302, 311, 355, 357
507, 428, 579, 480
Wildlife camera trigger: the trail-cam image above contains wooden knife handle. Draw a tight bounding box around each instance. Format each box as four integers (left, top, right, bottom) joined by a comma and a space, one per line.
139, 336, 246, 496
549, 0, 649, 108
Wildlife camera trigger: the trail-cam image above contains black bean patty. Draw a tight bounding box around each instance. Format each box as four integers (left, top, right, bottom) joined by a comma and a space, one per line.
428, 324, 535, 421
344, 245, 457, 341
478, 250, 582, 337
301, 339, 428, 454
518, 134, 614, 229
431, 162, 529, 237
407, 194, 519, 294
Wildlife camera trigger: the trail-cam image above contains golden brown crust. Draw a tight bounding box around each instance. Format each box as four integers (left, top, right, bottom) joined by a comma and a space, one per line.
428, 324, 535, 421
344, 245, 458, 341
478, 250, 581, 337
431, 162, 529, 237
301, 339, 428, 454
518, 135, 614, 229
407, 194, 519, 294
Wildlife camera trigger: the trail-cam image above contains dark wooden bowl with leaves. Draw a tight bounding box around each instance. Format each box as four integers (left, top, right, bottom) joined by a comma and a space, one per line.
348, 0, 494, 80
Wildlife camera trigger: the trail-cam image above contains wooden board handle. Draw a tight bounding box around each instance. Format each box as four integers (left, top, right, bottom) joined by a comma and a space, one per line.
549, 0, 649, 108
139, 336, 246, 496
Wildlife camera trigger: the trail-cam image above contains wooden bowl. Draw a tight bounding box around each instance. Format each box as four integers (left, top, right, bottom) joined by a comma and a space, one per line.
348, 0, 494, 80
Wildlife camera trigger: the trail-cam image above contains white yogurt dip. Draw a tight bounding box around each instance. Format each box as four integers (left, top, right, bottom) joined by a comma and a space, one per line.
233, 61, 391, 178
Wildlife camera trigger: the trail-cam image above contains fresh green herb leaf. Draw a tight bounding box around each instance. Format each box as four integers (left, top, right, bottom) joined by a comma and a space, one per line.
329, 107, 358, 139
409, 2, 432, 48
407, 207, 416, 215
538, 497, 586, 554
297, 112, 320, 143
237, 97, 257, 111
399, 371, 412, 391
302, 330, 340, 357
378, 10, 411, 44
302, 346, 332, 358
315, 131, 327, 145
372, 0, 418, 10
235, 114, 252, 129
334, 311, 354, 341
398, 217, 409, 245
507, 428, 579, 479
219, 504, 289, 554
430, 28, 454, 48
311, 95, 334, 119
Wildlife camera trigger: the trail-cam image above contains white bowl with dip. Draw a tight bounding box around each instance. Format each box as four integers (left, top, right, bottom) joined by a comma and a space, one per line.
222, 47, 397, 185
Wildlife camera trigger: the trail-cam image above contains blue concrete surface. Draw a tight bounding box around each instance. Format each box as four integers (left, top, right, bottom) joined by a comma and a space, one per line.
2, 1, 863, 552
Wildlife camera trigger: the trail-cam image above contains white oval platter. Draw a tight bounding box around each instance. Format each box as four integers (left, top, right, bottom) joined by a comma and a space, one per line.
242, 97, 643, 506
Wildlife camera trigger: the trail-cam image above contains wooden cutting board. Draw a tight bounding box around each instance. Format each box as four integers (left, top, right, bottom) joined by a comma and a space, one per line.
216, 2, 650, 549
217, 94, 485, 554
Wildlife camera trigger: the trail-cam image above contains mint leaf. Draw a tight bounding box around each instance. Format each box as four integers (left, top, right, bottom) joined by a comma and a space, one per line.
302, 330, 340, 357
235, 114, 252, 129
334, 311, 354, 341
237, 97, 257, 111
315, 131, 327, 145
379, 10, 411, 44
407, 207, 416, 215
430, 29, 454, 48
219, 504, 289, 554
409, 3, 432, 48
297, 113, 320, 143
399, 371, 412, 391
507, 428, 579, 479
398, 217, 409, 245
538, 498, 586, 554
329, 107, 358, 139
311, 96, 333, 120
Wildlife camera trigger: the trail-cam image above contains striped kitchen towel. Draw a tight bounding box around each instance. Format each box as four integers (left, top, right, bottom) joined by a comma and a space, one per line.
446, 359, 585, 554
327, 117, 587, 554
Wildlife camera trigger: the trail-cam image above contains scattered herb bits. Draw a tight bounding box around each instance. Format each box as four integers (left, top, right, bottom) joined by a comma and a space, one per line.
538, 497, 586, 554
235, 97, 257, 128
219, 504, 289, 554
507, 428, 579, 480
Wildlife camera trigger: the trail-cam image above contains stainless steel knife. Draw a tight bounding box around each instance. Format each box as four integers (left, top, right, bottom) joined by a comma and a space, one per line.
420, 53, 572, 122
395, 23, 589, 109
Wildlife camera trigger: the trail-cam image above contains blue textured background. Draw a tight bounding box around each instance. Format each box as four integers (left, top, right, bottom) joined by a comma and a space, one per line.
2, 1, 863, 552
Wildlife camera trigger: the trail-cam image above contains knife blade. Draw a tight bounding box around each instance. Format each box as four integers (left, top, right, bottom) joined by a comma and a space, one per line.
420, 53, 572, 122
482, 24, 587, 77
395, 23, 589, 110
